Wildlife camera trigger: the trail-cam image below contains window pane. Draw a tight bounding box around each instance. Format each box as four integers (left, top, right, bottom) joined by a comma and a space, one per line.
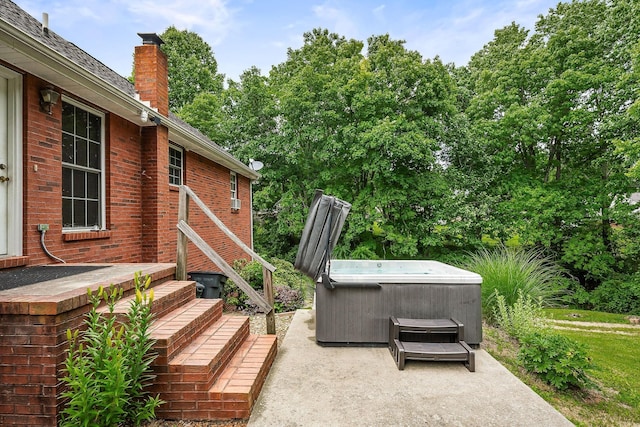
89, 141, 100, 169
62, 167, 72, 197
62, 103, 74, 133
61, 100, 103, 229
75, 110, 88, 138
62, 198, 73, 227
87, 201, 99, 227
230, 173, 237, 198
87, 173, 99, 199
73, 169, 86, 198
62, 134, 74, 163
169, 146, 183, 185
88, 113, 101, 142
73, 200, 86, 227
75, 138, 88, 167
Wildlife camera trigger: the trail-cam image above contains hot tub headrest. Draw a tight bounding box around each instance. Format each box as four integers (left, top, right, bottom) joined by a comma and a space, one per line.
294, 190, 351, 282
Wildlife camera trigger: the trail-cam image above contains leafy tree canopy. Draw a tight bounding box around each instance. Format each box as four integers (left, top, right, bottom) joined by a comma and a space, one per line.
160, 26, 224, 112
172, 1, 640, 293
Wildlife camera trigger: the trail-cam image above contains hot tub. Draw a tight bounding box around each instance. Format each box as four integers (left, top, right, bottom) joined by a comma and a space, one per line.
315, 259, 483, 346
294, 190, 483, 347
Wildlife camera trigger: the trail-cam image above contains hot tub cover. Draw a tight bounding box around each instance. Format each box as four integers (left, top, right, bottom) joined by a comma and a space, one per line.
294, 190, 351, 283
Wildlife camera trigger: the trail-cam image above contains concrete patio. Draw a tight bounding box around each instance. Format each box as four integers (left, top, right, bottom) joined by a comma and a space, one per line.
249, 309, 573, 427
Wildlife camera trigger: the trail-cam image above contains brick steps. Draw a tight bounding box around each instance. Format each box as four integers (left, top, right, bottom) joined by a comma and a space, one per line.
156, 333, 278, 420
141, 280, 277, 421
0, 266, 277, 426
150, 298, 223, 366
208, 334, 278, 419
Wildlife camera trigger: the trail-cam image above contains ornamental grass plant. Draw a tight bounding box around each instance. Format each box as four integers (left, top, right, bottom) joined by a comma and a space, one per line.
463, 245, 567, 323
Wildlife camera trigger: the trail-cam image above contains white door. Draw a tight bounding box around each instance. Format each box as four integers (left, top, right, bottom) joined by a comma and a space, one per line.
0, 76, 8, 255
0, 67, 22, 258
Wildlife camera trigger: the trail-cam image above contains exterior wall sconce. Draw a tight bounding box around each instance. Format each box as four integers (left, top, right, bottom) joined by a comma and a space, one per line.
40, 86, 60, 114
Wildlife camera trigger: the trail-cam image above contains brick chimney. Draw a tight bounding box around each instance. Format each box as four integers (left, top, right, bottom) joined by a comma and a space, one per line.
135, 33, 171, 263
134, 33, 169, 116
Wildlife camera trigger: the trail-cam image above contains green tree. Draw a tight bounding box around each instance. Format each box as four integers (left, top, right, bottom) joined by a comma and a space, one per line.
160, 26, 224, 112
241, 29, 459, 260
456, 0, 640, 287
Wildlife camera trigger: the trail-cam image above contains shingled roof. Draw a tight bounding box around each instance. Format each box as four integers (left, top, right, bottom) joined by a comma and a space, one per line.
0, 0, 135, 97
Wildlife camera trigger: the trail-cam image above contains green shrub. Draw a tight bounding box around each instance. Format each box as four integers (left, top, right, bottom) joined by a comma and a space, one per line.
224, 258, 312, 313
590, 273, 640, 315
462, 245, 567, 322
272, 258, 313, 301
493, 290, 546, 339
518, 331, 593, 391
223, 259, 264, 309
273, 285, 305, 312
61, 272, 163, 426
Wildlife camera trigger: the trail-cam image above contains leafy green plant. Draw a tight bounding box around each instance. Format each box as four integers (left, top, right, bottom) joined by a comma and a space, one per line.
272, 258, 314, 301
590, 273, 640, 315
518, 331, 594, 391
223, 259, 264, 309
273, 285, 304, 313
493, 290, 546, 339
462, 245, 567, 322
224, 258, 313, 312
60, 272, 163, 427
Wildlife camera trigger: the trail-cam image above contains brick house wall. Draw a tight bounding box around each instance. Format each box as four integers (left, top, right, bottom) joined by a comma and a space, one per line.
175, 152, 254, 270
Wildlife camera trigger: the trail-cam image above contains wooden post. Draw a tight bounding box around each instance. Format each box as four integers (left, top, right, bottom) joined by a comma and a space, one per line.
263, 266, 276, 335
176, 186, 189, 281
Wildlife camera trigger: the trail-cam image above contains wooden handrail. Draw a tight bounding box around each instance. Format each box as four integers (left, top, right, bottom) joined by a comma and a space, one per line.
176, 185, 276, 334
181, 185, 276, 272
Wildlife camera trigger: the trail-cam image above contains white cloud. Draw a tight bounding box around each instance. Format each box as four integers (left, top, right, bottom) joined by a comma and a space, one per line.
312, 3, 358, 37
373, 4, 386, 22
120, 0, 235, 45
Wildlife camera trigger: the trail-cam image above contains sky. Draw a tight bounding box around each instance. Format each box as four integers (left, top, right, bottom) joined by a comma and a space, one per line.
14, 0, 560, 82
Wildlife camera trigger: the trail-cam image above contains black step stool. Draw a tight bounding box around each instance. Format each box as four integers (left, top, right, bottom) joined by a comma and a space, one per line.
389, 316, 475, 372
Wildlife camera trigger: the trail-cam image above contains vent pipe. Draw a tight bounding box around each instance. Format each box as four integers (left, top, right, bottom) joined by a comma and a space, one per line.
42, 12, 49, 34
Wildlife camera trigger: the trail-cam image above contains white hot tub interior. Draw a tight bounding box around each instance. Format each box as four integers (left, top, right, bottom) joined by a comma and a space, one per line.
328, 259, 482, 284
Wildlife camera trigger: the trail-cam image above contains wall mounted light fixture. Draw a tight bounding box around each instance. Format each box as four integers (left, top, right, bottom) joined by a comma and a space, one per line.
40, 86, 60, 114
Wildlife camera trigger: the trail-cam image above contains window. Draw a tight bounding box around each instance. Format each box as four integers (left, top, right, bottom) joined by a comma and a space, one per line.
169, 144, 183, 185
230, 171, 238, 200
230, 172, 241, 210
61, 99, 104, 230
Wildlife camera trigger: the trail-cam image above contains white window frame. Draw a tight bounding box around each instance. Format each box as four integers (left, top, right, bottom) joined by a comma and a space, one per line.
169, 143, 183, 186
61, 96, 106, 231
230, 171, 238, 200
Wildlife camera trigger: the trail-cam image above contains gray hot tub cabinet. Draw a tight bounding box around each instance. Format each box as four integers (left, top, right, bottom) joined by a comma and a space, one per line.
315, 260, 483, 346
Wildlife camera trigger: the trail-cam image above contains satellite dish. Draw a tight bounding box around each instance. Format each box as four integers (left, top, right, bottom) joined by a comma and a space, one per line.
249, 159, 264, 171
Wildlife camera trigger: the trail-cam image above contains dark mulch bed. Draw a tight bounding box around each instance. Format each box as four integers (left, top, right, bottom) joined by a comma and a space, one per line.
0, 265, 108, 291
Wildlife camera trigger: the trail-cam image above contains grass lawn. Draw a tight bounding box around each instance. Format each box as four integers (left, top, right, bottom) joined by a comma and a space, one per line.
483, 308, 640, 426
